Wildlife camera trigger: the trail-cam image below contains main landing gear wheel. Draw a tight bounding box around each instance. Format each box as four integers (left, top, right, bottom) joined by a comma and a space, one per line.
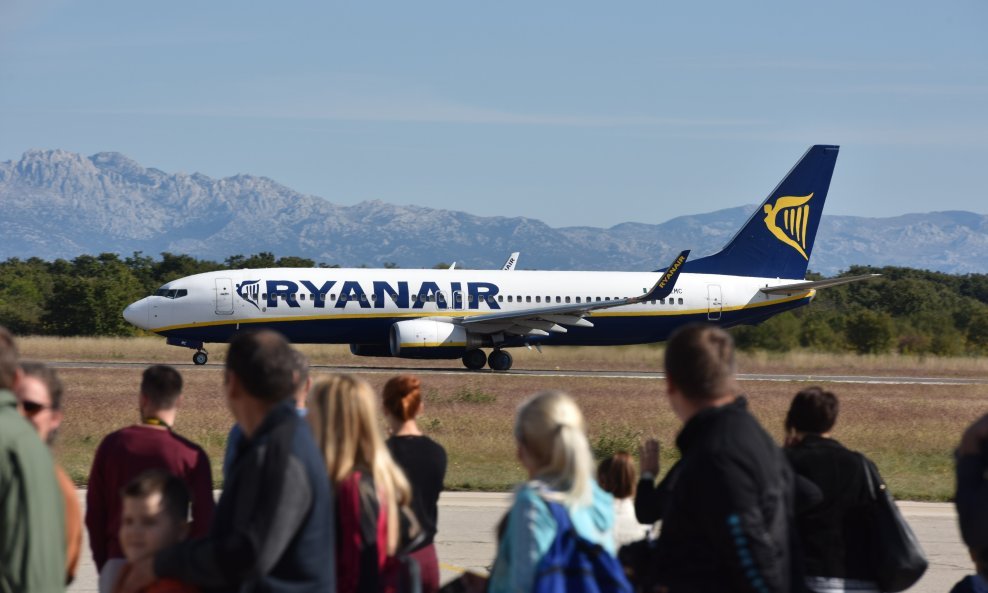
462, 349, 487, 370
488, 349, 513, 371
192, 350, 208, 366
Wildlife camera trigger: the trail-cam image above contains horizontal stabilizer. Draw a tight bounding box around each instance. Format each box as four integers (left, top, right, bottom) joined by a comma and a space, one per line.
760, 273, 880, 295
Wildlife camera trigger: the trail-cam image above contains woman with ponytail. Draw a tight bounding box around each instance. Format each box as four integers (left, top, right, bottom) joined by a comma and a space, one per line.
308, 374, 414, 593
382, 375, 447, 593
486, 390, 618, 593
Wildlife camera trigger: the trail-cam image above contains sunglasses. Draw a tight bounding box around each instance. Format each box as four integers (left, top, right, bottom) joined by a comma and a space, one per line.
18, 400, 51, 416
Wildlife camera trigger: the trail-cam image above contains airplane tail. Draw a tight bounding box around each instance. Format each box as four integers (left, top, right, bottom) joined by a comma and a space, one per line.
683, 145, 839, 280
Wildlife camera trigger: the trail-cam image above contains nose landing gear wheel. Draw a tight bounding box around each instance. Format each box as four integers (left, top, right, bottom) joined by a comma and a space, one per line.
488, 349, 513, 371
462, 349, 487, 370
192, 351, 208, 366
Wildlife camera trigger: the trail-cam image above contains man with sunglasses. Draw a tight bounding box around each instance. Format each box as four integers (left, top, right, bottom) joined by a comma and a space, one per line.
15, 361, 83, 585
0, 327, 66, 592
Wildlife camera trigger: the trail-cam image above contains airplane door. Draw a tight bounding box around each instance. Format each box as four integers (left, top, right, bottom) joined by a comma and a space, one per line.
216, 278, 234, 315
452, 290, 464, 311
707, 285, 723, 321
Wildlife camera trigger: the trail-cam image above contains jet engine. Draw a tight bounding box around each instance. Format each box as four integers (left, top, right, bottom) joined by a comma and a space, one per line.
389, 319, 484, 359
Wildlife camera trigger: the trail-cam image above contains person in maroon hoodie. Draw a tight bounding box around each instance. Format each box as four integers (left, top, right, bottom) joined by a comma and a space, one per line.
86, 365, 215, 573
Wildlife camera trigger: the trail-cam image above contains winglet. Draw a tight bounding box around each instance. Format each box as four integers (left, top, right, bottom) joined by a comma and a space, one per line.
639, 250, 690, 302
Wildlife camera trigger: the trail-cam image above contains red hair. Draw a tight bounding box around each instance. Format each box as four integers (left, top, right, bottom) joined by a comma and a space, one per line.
382, 375, 422, 422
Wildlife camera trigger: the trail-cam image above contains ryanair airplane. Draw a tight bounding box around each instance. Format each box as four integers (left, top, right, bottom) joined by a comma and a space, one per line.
123, 145, 874, 371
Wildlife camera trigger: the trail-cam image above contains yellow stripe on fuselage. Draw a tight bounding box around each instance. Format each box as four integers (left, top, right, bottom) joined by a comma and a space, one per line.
151, 291, 814, 334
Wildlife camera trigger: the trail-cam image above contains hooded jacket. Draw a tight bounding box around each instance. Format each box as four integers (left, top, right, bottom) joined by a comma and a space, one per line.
488, 480, 615, 593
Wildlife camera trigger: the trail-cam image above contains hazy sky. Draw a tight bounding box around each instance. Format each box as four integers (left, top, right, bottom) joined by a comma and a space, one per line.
2, 1, 986, 228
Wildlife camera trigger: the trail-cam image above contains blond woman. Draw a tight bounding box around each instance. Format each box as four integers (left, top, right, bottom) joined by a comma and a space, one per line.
308, 374, 414, 593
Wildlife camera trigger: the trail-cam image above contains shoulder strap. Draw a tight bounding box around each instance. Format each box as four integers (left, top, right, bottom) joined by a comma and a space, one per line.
860, 453, 882, 501
544, 499, 574, 535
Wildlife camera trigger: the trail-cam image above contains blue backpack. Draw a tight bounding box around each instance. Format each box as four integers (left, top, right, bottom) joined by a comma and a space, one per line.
533, 500, 633, 593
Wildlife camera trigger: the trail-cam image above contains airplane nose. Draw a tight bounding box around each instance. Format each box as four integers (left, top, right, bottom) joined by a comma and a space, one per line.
123, 299, 149, 330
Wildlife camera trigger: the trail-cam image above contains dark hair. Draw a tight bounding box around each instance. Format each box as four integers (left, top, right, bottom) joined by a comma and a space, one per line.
597, 452, 637, 499
664, 323, 737, 401
226, 330, 296, 403
382, 375, 422, 422
140, 365, 183, 409
20, 361, 64, 411
0, 326, 18, 390
121, 469, 190, 525
291, 349, 310, 393
785, 387, 839, 434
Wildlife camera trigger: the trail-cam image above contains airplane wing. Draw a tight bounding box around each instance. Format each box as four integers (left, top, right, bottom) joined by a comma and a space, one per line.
457, 250, 689, 337
759, 273, 880, 295
502, 252, 520, 271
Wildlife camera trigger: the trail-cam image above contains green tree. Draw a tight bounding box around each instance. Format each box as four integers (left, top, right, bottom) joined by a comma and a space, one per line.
844, 310, 894, 354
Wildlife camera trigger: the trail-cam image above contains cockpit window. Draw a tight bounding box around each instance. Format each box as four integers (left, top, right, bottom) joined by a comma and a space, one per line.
154, 288, 188, 299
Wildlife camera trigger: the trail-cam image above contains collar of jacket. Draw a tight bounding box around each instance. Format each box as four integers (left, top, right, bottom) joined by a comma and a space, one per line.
249, 399, 298, 444
0, 388, 15, 408
793, 433, 846, 450
676, 395, 748, 453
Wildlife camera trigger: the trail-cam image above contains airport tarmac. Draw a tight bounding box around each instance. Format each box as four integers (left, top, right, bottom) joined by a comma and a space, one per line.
69, 490, 968, 593
49, 360, 988, 386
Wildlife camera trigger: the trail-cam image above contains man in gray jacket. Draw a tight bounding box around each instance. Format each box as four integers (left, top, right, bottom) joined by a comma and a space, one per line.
120, 330, 334, 592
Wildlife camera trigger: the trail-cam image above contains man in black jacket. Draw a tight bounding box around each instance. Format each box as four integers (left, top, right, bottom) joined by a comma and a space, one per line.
120, 330, 335, 592
650, 323, 796, 593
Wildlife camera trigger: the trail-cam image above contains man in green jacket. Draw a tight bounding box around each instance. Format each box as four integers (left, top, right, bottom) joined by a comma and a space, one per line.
0, 326, 66, 592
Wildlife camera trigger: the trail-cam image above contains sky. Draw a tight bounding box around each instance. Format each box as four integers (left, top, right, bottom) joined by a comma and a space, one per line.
1, 1, 986, 228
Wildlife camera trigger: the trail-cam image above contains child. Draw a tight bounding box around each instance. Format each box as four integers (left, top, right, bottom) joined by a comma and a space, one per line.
100, 469, 198, 593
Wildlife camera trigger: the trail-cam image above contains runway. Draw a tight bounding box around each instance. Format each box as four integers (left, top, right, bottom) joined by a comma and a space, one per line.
68, 491, 969, 593
47, 360, 988, 385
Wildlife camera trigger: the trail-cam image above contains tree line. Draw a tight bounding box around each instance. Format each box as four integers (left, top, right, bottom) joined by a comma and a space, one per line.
2, 252, 987, 355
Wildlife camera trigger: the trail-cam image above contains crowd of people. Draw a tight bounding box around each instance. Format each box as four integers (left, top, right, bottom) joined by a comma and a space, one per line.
1, 322, 987, 592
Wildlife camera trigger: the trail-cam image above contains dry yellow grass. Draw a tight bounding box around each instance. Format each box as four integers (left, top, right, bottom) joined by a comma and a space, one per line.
46, 354, 985, 500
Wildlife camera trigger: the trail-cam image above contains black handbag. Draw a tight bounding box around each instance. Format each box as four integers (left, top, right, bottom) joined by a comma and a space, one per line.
861, 456, 928, 592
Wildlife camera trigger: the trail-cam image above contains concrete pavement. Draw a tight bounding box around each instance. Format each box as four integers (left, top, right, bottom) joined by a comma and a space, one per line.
69, 491, 970, 593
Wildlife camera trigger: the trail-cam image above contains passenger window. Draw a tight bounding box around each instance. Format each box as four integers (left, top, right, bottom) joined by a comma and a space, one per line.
508, 296, 513, 303
261, 293, 267, 300
536, 296, 541, 303
300, 294, 306, 301
498, 295, 504, 302
678, 298, 684, 305
565, 296, 571, 303
575, 297, 581, 303
469, 295, 475, 303
330, 294, 336, 301
526, 296, 531, 303
411, 295, 418, 302
555, 296, 561, 303
604, 297, 610, 301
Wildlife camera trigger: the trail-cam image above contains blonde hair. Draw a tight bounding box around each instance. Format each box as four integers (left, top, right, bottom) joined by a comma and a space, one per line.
514, 390, 594, 506
308, 374, 412, 554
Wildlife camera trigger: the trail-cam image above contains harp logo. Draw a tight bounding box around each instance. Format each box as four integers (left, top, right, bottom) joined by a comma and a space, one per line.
762, 193, 814, 260
237, 280, 261, 310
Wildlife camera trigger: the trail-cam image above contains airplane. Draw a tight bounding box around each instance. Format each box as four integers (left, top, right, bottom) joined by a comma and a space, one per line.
122, 145, 877, 371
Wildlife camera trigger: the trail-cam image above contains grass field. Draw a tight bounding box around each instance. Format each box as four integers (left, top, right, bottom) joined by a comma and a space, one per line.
20, 336, 987, 501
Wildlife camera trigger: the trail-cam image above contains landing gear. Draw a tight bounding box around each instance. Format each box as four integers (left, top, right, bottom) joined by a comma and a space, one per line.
192, 350, 208, 366
462, 349, 487, 370
488, 349, 513, 371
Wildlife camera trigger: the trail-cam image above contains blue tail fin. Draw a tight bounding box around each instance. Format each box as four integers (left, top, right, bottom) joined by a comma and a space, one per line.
683, 145, 839, 279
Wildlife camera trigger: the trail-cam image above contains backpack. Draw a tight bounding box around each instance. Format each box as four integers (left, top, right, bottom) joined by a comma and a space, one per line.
533, 500, 633, 593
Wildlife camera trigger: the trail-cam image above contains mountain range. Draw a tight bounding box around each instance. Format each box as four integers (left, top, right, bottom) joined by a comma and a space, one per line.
2, 148, 987, 276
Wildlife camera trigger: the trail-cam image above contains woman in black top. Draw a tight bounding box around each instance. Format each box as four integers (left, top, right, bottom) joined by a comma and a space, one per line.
784, 387, 882, 593
382, 375, 447, 593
